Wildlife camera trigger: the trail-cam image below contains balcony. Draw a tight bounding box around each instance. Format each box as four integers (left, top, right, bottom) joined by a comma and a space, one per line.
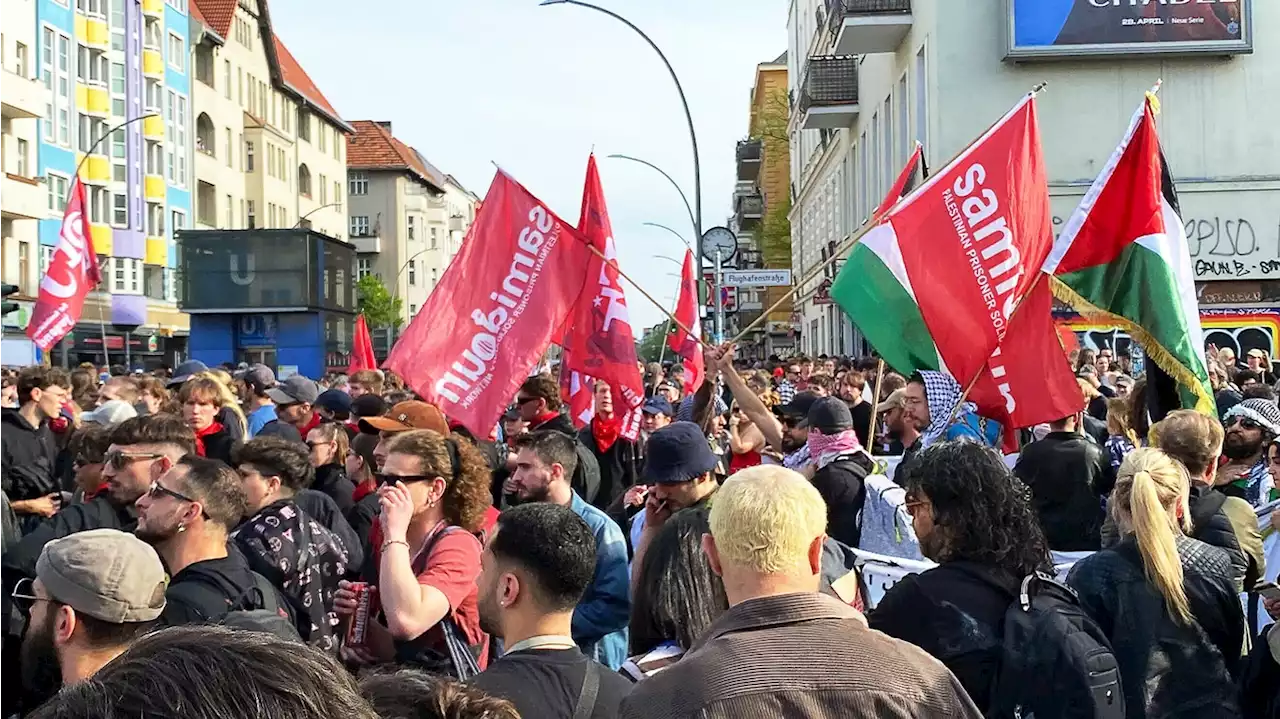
448, 214, 464, 232
142, 49, 164, 78
351, 234, 381, 254
90, 223, 113, 256
145, 237, 168, 266
1, 70, 42, 119
144, 174, 166, 201
736, 139, 762, 182
78, 83, 110, 116
829, 0, 912, 55
799, 55, 859, 130
735, 188, 764, 230
1, 173, 45, 220
196, 181, 217, 228
77, 154, 111, 183
142, 114, 165, 139
141, 0, 163, 15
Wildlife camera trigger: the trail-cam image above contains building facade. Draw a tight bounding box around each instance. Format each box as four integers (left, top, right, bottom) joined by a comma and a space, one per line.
787, 0, 1277, 357
732, 53, 795, 360
30, 0, 193, 367
347, 120, 475, 328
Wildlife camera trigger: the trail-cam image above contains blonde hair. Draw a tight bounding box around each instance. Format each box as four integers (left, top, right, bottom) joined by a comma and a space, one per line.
1111, 448, 1193, 625
708, 466, 827, 576
187, 372, 246, 430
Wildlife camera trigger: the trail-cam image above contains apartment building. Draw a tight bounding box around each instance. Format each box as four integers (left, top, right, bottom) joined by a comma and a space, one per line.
731, 52, 794, 360
787, 0, 1277, 357
188, 0, 349, 242
31, 0, 193, 366
347, 120, 476, 326
1, 0, 46, 363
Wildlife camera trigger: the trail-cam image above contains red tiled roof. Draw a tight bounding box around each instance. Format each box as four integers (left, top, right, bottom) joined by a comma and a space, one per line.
190, 0, 235, 39
347, 121, 447, 191
274, 37, 349, 131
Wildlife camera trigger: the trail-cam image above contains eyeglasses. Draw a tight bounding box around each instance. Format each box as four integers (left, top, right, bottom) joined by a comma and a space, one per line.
105, 450, 164, 470
148, 480, 200, 504
515, 396, 539, 406
374, 473, 434, 486
11, 578, 51, 616
306, 440, 334, 450
1227, 417, 1262, 431
904, 499, 929, 518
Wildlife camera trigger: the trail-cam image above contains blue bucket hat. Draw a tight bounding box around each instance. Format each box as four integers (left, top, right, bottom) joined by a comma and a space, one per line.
642, 421, 718, 485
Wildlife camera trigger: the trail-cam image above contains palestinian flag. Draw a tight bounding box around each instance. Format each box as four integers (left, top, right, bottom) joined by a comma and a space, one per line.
1043, 94, 1214, 416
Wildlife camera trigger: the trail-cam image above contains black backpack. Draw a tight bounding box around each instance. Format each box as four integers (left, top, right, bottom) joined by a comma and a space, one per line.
960, 567, 1124, 719
220, 572, 303, 643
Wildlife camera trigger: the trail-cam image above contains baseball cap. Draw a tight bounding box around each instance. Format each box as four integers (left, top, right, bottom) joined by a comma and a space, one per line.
81, 399, 138, 428
315, 389, 352, 415
642, 396, 674, 417
774, 391, 820, 421
351, 394, 388, 420
642, 422, 719, 484
876, 388, 907, 414
235, 363, 276, 393
1247, 348, 1267, 359
35, 529, 167, 623
807, 396, 853, 433
167, 359, 208, 387
266, 375, 320, 405
360, 400, 449, 435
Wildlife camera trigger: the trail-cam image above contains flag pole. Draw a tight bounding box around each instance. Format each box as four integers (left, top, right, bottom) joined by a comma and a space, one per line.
585, 243, 711, 350
729, 82, 1049, 345
867, 357, 885, 448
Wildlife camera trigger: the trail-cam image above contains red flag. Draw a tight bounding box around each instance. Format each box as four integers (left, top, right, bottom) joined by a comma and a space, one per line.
385, 171, 594, 434
28, 176, 100, 350
558, 154, 645, 436
873, 141, 924, 222
560, 365, 596, 427
347, 314, 377, 375
667, 249, 704, 392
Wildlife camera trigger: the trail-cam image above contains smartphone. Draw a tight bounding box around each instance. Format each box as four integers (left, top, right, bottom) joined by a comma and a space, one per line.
1258, 582, 1280, 601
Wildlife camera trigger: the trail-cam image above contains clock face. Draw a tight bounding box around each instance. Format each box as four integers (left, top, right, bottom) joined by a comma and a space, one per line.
702, 227, 736, 262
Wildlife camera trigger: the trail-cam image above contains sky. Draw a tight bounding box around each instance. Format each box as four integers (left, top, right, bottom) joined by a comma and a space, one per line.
267, 0, 786, 332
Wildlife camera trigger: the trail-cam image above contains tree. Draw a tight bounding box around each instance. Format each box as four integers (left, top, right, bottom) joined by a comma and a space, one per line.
355, 274, 403, 329
751, 85, 792, 269
636, 322, 673, 363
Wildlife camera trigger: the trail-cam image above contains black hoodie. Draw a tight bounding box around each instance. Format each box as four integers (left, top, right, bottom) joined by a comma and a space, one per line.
161, 544, 261, 626
0, 407, 59, 501
311, 464, 355, 515
528, 413, 601, 505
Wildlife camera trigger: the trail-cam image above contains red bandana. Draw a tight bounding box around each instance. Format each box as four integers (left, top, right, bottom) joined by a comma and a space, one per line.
591, 414, 621, 453
300, 412, 322, 437
194, 420, 225, 457
532, 410, 560, 428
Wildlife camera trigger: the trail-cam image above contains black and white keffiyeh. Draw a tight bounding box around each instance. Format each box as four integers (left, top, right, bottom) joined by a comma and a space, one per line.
1224, 398, 1280, 436
919, 370, 975, 448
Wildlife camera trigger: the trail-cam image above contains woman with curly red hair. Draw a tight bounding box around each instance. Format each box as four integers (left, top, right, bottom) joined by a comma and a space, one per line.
334, 429, 494, 677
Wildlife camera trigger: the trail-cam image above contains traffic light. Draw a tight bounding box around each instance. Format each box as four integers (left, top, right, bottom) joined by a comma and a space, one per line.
1, 283, 18, 317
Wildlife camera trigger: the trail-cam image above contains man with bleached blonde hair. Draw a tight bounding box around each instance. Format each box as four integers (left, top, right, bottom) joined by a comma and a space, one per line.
620, 466, 981, 719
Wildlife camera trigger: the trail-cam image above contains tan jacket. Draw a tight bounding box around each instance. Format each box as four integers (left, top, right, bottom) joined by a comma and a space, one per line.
619, 592, 982, 719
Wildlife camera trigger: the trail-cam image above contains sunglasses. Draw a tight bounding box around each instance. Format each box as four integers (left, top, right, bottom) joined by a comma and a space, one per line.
515, 396, 539, 406
11, 578, 52, 617
306, 440, 334, 449
374, 473, 435, 486
1227, 417, 1262, 431
105, 450, 164, 470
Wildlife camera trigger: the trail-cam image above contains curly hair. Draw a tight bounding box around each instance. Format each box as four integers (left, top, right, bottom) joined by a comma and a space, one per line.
385, 430, 493, 532
899, 440, 1050, 578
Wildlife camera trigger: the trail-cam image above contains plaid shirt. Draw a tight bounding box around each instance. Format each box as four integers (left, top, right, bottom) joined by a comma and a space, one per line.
777, 380, 797, 404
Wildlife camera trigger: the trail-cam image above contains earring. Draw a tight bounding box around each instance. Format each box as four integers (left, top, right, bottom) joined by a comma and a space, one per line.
177, 524, 186, 533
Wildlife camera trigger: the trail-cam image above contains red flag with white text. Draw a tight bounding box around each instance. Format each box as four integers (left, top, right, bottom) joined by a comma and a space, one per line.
28, 176, 100, 350
668, 249, 704, 392
385, 171, 595, 434
558, 155, 645, 438
347, 314, 377, 375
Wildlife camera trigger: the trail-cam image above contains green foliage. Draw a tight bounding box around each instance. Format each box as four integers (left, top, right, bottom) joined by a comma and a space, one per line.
760, 193, 792, 268
636, 322, 672, 363
355, 274, 403, 329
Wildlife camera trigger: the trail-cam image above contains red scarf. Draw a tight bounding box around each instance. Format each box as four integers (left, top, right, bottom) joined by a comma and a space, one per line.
300, 412, 322, 437
352, 477, 377, 504
531, 410, 559, 429
83, 481, 110, 501
591, 414, 621, 453
194, 420, 225, 457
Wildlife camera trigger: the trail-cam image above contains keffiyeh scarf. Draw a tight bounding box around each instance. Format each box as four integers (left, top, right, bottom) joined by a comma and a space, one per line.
918, 371, 975, 448
807, 428, 863, 469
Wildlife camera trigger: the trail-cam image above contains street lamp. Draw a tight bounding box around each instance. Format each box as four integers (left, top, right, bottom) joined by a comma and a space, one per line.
539, 0, 703, 288
293, 202, 343, 229
651, 254, 683, 269
606, 155, 696, 245
642, 221, 691, 251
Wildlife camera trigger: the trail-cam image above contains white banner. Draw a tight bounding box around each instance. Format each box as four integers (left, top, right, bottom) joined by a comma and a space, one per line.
720, 269, 792, 287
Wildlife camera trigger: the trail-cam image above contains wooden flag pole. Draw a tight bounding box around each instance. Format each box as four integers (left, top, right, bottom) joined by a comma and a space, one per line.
585, 243, 712, 350
867, 358, 886, 447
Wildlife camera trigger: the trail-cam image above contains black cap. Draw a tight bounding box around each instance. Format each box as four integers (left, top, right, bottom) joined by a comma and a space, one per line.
350, 394, 388, 419
641, 422, 718, 485
807, 396, 853, 433
774, 391, 820, 421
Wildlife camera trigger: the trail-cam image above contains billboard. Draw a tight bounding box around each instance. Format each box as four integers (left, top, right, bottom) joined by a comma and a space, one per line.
1006, 0, 1251, 59
177, 229, 356, 313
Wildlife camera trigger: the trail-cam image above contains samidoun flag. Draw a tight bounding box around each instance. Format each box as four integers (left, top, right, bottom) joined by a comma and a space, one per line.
831, 93, 1079, 431
386, 171, 595, 433
28, 176, 101, 350
558, 154, 645, 438
1043, 93, 1214, 415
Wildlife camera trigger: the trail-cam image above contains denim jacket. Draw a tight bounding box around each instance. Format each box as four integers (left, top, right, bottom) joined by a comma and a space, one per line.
569, 491, 631, 670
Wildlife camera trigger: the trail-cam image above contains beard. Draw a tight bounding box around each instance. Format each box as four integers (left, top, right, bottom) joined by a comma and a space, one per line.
476, 588, 503, 639
134, 516, 181, 544
1222, 431, 1264, 460
19, 612, 63, 709
781, 433, 806, 453
516, 482, 551, 505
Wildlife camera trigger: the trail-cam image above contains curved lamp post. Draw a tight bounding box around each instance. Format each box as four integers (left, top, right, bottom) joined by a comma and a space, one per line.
642, 221, 691, 251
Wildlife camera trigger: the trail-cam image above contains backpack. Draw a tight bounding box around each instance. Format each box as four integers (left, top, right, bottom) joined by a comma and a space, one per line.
220, 572, 303, 643
858, 474, 923, 561
960, 567, 1124, 719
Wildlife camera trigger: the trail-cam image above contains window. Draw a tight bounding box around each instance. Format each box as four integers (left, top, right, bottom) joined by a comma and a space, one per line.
407, 215, 415, 240
297, 109, 310, 141
145, 203, 165, 236
171, 209, 185, 238
237, 68, 243, 107
357, 257, 372, 279
110, 61, 124, 115
298, 164, 311, 197
350, 215, 369, 237
144, 17, 161, 49
112, 193, 127, 226
429, 226, 437, 249
245, 140, 254, 171
41, 26, 72, 146
897, 74, 910, 164
407, 260, 416, 286
144, 77, 161, 110
431, 268, 437, 287
333, 182, 341, 211
267, 203, 276, 227
318, 173, 327, 204
110, 0, 124, 50
194, 43, 213, 85
318, 123, 326, 152
145, 140, 163, 175
88, 185, 108, 224
165, 90, 187, 186
223, 59, 231, 99
225, 194, 233, 227
16, 139, 28, 177
17, 242, 30, 294
409, 304, 417, 316
349, 171, 367, 195
246, 200, 255, 229
167, 32, 184, 72
46, 172, 69, 213
15, 42, 27, 77
915, 45, 927, 147
166, 0, 187, 12
225, 128, 232, 167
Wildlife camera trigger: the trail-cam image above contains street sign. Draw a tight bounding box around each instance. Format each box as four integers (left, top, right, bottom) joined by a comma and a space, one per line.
721, 269, 792, 287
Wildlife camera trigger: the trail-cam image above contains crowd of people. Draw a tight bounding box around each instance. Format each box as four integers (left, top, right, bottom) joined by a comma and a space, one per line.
0, 344, 1277, 718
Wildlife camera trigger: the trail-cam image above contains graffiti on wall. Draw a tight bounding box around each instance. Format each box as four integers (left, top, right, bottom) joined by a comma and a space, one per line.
1058, 309, 1280, 366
